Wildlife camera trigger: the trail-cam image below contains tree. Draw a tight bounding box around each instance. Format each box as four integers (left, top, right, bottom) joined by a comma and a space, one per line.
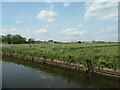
78, 41, 82, 43
1, 34, 27, 44
28, 38, 35, 44
11, 34, 26, 44
5, 34, 12, 44
1, 35, 6, 43
48, 40, 53, 42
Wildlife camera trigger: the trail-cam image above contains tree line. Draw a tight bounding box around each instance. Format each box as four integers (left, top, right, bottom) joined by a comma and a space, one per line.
0, 34, 116, 44
0, 34, 35, 44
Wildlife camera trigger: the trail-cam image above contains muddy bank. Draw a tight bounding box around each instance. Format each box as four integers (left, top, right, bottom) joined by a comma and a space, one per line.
2, 52, 120, 78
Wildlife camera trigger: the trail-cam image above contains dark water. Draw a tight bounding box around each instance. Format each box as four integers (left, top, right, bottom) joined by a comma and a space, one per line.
2, 57, 120, 88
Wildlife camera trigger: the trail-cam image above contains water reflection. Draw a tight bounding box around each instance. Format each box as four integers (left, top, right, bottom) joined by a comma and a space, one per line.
2, 56, 120, 88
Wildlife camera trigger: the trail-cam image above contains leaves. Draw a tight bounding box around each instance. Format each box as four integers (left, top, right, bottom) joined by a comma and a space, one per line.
2, 43, 119, 70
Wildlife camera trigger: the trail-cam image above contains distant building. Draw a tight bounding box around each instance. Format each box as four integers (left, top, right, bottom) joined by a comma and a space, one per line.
34, 40, 47, 44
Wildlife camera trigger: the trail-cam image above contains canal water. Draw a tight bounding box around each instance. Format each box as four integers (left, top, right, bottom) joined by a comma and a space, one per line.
2, 56, 120, 88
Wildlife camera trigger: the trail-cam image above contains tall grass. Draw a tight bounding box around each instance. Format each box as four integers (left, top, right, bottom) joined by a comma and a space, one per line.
2, 43, 119, 70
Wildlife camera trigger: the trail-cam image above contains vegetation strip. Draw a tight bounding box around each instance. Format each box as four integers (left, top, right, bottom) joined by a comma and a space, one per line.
2, 53, 120, 78
2, 43, 120, 78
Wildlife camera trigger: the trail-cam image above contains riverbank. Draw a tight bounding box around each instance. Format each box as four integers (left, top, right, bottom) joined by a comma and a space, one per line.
2, 43, 120, 78
2, 52, 120, 78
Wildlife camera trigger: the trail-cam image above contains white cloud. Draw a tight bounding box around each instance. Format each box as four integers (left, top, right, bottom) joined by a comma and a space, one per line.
84, 1, 118, 21
2, 27, 24, 35
34, 29, 47, 34
94, 36, 108, 41
113, 34, 119, 38
9, 28, 17, 32
97, 11, 118, 21
1, 27, 33, 36
64, 36, 77, 41
97, 26, 117, 33
60, 28, 87, 36
2, 28, 18, 33
64, 2, 70, 7
45, 0, 52, 4
26, 29, 31, 32
36, 10, 57, 23
2, 28, 7, 34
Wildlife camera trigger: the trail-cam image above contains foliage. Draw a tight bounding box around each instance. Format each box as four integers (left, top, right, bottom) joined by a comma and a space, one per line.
28, 38, 35, 44
2, 42, 119, 70
1, 34, 27, 44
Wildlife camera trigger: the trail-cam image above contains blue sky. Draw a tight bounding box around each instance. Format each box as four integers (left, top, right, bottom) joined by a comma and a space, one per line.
1, 1, 118, 42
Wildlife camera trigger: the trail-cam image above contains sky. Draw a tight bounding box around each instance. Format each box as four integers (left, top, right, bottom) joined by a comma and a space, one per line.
1, 1, 118, 42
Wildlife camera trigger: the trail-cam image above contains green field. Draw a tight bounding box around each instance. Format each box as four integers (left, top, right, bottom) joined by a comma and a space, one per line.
2, 43, 120, 70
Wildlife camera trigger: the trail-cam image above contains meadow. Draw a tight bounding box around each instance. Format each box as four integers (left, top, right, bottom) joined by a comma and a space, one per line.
2, 42, 119, 71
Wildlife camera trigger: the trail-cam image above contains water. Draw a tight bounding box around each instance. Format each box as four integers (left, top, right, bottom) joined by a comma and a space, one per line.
2, 57, 120, 88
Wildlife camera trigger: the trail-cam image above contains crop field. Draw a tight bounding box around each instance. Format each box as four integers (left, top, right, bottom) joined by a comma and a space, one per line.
2, 42, 120, 70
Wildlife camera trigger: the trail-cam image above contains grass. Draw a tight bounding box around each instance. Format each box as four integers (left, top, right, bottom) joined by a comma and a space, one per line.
2, 42, 119, 70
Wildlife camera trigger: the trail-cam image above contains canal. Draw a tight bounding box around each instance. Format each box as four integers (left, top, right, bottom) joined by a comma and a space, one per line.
2, 56, 120, 88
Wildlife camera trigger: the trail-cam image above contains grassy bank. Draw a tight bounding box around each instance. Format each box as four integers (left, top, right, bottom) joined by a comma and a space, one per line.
2, 43, 119, 71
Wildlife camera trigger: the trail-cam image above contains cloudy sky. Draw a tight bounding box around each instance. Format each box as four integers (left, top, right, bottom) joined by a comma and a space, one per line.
1, 1, 118, 42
